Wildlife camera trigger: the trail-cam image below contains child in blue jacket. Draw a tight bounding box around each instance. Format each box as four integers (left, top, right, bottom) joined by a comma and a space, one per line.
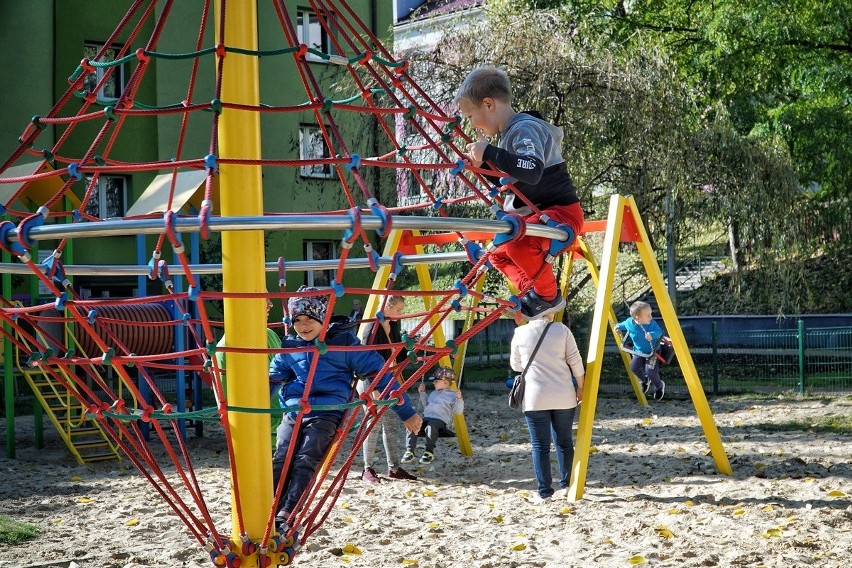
616, 301, 665, 400
269, 287, 422, 531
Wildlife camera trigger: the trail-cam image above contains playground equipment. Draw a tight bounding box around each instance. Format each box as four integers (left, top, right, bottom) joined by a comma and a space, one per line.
0, 2, 730, 566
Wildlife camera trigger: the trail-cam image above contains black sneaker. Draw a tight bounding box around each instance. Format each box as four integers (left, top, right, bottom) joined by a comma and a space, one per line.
520, 290, 565, 319
641, 379, 650, 394
653, 381, 665, 401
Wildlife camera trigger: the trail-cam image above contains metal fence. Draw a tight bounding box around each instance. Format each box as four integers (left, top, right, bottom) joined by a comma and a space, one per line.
461, 318, 852, 396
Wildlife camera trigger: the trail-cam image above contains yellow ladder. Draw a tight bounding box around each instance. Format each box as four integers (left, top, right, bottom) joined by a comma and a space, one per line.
14, 319, 121, 465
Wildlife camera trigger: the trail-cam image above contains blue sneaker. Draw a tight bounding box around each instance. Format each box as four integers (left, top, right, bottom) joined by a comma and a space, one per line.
520, 290, 565, 319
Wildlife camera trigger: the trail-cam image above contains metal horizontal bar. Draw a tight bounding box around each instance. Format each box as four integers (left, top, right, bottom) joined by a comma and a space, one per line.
6, 213, 571, 242
0, 251, 471, 277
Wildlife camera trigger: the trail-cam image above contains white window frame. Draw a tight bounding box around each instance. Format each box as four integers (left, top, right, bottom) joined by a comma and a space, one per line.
83, 42, 125, 101
296, 9, 334, 62
84, 175, 128, 219
305, 240, 336, 287
299, 124, 335, 179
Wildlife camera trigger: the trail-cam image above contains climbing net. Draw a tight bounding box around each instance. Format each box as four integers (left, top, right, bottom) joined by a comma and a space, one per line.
0, 1, 575, 566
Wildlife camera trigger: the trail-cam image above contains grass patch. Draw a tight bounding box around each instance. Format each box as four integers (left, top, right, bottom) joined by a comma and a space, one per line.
752, 414, 852, 435
0, 515, 40, 544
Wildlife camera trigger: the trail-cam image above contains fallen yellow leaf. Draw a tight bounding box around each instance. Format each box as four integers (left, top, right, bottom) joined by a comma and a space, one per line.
343, 543, 361, 555
560, 506, 571, 515
401, 560, 418, 566
761, 528, 782, 538
827, 490, 846, 497
655, 525, 674, 539
421, 489, 436, 497
642, 418, 653, 426
667, 508, 682, 515
629, 555, 646, 565
77, 497, 93, 503
492, 515, 504, 523
732, 508, 746, 517
684, 500, 696, 506
510, 543, 526, 551
70, 476, 83, 482
342, 517, 353, 524
126, 519, 139, 527
340, 502, 350, 509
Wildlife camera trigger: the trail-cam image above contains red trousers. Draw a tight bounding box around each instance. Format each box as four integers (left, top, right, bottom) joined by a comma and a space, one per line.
490, 202, 584, 300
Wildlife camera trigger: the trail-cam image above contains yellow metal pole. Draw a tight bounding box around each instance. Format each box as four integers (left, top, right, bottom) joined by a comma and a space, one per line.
625, 196, 732, 475
215, 1, 273, 554
567, 195, 625, 501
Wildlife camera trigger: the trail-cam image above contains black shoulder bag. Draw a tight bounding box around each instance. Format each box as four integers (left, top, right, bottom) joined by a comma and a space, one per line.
509, 322, 553, 409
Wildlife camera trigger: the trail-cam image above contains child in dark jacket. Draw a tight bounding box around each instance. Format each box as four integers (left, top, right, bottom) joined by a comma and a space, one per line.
269, 287, 422, 531
401, 366, 464, 466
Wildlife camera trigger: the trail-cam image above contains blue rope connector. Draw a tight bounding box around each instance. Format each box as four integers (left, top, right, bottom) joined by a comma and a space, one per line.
67, 163, 83, 181
453, 280, 468, 298
182, 313, 191, 326
204, 153, 218, 171
188, 285, 199, 301
87, 309, 98, 324
451, 299, 462, 312
347, 154, 361, 170
449, 160, 465, 175
54, 292, 68, 311
330, 281, 345, 298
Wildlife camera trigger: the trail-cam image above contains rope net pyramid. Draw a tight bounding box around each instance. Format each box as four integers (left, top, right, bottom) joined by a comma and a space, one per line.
0, 1, 575, 566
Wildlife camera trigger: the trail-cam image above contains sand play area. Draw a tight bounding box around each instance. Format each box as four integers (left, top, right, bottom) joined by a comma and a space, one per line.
1, 389, 850, 567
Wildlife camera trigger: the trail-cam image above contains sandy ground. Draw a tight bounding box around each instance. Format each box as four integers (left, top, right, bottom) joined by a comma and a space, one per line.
1, 390, 850, 568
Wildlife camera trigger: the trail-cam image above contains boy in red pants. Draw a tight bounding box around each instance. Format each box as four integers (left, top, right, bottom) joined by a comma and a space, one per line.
456, 66, 583, 319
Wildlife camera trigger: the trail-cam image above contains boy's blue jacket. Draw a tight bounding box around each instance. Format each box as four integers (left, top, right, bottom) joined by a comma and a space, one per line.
269, 320, 416, 421
615, 317, 664, 356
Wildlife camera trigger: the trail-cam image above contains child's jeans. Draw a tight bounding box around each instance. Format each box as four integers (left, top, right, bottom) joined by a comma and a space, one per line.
631, 355, 663, 390
272, 413, 341, 517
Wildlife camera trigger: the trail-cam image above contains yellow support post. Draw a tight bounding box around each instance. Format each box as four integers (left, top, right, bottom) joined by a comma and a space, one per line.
215, 2, 274, 561
624, 196, 731, 476
567, 196, 625, 501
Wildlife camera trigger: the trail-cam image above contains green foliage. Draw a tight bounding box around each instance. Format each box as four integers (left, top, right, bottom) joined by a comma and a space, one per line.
558, 0, 852, 197
0, 516, 39, 544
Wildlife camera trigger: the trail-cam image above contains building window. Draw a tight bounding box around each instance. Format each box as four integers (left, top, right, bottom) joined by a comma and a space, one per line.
304, 240, 336, 287
299, 125, 335, 179
296, 9, 334, 61
83, 43, 124, 101
84, 176, 127, 219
